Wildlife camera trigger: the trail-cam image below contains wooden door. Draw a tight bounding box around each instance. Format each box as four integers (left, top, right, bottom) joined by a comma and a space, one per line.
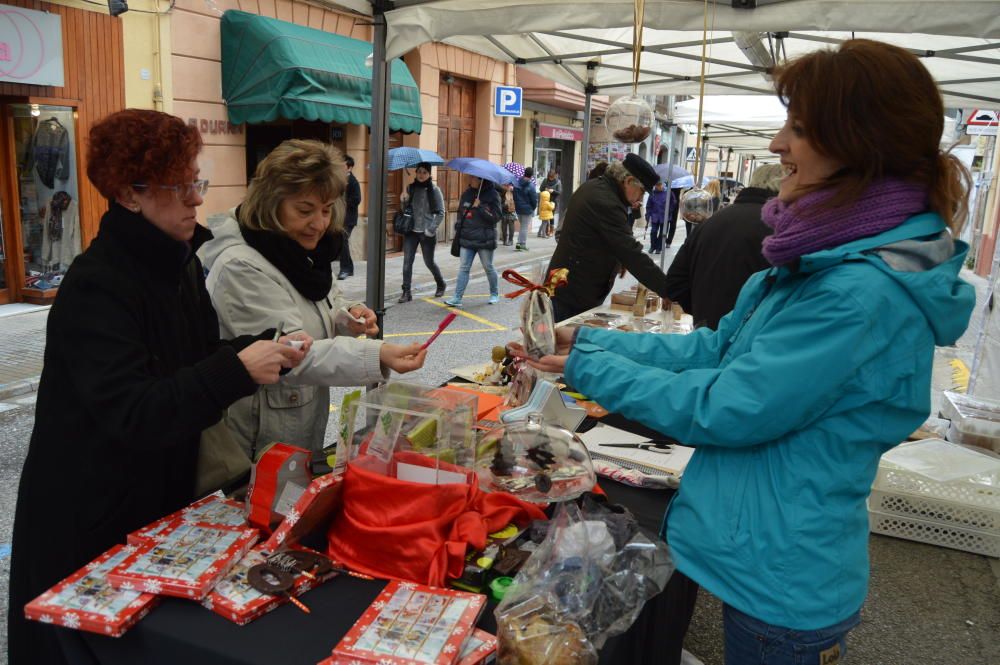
436, 76, 476, 238
384, 131, 404, 252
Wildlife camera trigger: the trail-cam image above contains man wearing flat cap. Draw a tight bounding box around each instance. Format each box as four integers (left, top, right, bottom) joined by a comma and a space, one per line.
547, 153, 670, 322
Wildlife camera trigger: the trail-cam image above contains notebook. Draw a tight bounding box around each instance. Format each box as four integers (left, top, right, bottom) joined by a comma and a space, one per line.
579, 425, 694, 477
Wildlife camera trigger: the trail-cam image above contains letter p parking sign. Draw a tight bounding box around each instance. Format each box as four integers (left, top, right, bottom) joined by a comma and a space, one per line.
494, 86, 523, 117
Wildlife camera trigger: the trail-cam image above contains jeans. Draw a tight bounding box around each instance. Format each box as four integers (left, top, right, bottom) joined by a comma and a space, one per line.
517, 214, 533, 245
401, 232, 445, 291
649, 220, 663, 251
454, 247, 498, 299
500, 214, 516, 244
723, 604, 861, 665
664, 214, 677, 247
339, 225, 354, 274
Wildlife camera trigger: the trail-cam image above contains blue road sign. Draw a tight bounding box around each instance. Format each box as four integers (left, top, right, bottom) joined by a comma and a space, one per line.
494, 86, 523, 117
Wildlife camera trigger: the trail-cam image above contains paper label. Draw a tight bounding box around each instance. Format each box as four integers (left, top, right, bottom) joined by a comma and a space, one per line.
367, 408, 405, 463
274, 482, 306, 517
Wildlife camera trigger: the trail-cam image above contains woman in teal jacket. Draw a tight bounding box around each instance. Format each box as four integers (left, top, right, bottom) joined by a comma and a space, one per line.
519, 40, 974, 664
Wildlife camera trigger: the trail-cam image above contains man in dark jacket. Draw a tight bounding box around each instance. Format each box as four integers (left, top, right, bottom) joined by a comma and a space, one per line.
512, 167, 538, 251
338, 155, 362, 279
547, 154, 669, 322
663, 163, 783, 329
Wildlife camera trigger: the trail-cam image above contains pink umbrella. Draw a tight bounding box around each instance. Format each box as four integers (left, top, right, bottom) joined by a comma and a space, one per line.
503, 162, 525, 178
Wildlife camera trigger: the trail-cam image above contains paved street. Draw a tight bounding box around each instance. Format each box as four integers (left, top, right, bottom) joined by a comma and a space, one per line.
0, 226, 999, 664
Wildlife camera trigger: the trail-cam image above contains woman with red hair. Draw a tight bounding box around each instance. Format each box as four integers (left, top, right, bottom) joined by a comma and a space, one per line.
521, 40, 975, 664
7, 109, 306, 665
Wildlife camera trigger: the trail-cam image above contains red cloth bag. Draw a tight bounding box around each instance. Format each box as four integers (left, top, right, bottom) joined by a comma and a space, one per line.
327, 452, 547, 586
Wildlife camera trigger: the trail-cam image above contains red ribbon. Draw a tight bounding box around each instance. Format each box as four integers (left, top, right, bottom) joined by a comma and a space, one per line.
502, 268, 569, 299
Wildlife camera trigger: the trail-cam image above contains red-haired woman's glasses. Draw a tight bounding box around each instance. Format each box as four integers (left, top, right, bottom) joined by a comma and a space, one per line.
132, 179, 210, 200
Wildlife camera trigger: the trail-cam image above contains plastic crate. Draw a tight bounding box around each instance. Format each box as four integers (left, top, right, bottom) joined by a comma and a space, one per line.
874, 440, 1000, 511
868, 508, 1000, 558
868, 488, 999, 531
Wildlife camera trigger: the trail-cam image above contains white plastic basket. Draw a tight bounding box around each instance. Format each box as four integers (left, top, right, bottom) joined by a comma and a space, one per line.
874, 439, 1000, 510
868, 508, 1000, 558
868, 488, 999, 531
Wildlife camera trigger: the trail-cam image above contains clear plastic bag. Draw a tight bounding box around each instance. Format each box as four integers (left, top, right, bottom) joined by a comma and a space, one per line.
495, 496, 674, 662
521, 289, 556, 360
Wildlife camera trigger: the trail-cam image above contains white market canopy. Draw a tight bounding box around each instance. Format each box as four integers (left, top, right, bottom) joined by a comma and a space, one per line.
360, 0, 1000, 110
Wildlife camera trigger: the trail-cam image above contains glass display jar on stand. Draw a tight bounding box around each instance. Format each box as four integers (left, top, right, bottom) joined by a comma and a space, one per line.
604, 95, 654, 144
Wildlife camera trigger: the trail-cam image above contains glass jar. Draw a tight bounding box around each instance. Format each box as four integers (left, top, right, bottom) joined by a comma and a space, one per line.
680, 187, 715, 224
476, 414, 596, 503
604, 95, 654, 144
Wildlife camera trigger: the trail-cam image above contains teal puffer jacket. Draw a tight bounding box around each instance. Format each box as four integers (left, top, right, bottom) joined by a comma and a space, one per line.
565, 212, 974, 630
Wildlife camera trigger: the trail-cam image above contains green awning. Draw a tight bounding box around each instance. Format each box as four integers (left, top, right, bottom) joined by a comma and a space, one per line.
220, 10, 422, 133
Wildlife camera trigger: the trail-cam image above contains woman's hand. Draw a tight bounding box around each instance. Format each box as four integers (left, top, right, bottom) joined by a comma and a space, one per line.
348, 305, 380, 336
379, 343, 427, 373
526, 354, 568, 374
238, 341, 305, 384
472, 198, 480, 208
508, 327, 576, 360
279, 332, 314, 354
400, 192, 409, 204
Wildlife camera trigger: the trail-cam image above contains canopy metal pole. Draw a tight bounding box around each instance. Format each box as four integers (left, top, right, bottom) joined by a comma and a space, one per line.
366, 1, 391, 340
660, 97, 677, 272
579, 89, 593, 186
579, 61, 598, 187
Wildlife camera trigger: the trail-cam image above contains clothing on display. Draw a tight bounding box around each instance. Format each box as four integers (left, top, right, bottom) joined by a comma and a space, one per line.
23, 117, 71, 190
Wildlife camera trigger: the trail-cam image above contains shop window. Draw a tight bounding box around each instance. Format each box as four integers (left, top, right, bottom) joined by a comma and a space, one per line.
12, 104, 80, 293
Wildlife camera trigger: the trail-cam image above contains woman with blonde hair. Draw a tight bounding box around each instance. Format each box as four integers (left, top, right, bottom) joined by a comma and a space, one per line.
200, 139, 426, 459
519, 39, 974, 664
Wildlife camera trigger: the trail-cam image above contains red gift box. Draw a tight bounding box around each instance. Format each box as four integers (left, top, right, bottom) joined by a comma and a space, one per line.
108, 521, 258, 600
204, 544, 333, 625
261, 472, 342, 553
246, 443, 313, 535
24, 544, 159, 637
330, 580, 486, 665
127, 494, 246, 546
456, 629, 497, 665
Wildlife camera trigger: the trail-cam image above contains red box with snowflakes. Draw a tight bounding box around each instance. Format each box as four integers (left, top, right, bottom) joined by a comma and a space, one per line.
127, 494, 247, 546
261, 472, 343, 553
456, 629, 497, 665
330, 580, 486, 665
24, 544, 159, 637
204, 544, 334, 625
107, 521, 258, 600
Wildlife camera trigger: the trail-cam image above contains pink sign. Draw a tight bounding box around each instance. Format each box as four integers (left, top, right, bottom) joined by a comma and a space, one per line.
538, 122, 583, 142
0, 4, 64, 86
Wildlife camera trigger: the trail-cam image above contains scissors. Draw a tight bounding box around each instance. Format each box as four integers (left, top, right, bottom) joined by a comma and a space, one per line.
599, 442, 674, 454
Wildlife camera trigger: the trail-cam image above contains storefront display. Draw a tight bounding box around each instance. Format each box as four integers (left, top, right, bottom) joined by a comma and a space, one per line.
12, 105, 81, 291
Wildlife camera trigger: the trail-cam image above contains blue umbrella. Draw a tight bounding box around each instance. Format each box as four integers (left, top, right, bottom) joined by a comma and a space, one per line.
445, 157, 517, 186
387, 147, 445, 171
671, 175, 696, 189
654, 163, 691, 183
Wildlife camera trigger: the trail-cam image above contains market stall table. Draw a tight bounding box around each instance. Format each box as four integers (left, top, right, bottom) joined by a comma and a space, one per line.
78, 476, 678, 665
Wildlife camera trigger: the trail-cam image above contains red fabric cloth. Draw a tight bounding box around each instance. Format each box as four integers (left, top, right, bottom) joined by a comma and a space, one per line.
327, 452, 547, 586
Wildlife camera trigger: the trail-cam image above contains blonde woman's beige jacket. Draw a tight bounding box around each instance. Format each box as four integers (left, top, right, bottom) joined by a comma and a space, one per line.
198, 209, 387, 458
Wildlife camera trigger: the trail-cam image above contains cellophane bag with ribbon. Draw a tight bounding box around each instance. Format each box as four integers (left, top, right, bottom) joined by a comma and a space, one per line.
502, 266, 568, 360
495, 495, 674, 664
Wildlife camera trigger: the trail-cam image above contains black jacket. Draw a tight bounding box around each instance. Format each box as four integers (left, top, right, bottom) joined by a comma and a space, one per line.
664, 187, 774, 329
547, 174, 669, 314
456, 182, 501, 251
344, 172, 362, 229
7, 203, 260, 665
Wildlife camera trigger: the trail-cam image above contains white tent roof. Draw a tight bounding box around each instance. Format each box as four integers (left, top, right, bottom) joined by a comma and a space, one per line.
367, 0, 1000, 110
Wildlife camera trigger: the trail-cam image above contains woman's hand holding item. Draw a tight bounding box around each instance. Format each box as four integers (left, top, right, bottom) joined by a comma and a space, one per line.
348, 305, 379, 336
238, 340, 306, 384
379, 342, 428, 373
280, 331, 314, 353
525, 354, 568, 374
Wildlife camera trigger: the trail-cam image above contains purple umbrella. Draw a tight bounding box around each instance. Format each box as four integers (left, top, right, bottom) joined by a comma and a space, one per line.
503, 162, 525, 178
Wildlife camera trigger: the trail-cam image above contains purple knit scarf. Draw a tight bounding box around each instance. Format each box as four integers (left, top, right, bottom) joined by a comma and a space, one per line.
760, 178, 928, 266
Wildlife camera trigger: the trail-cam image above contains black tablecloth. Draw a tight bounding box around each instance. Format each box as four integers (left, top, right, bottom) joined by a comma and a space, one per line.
80, 479, 678, 665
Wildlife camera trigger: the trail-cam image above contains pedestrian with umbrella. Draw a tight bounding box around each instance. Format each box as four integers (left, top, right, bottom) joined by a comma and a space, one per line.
512, 166, 537, 251
397, 162, 447, 302
443, 158, 510, 307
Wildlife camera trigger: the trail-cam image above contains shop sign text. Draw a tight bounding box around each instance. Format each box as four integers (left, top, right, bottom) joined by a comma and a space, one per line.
538, 122, 583, 142
187, 118, 245, 136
